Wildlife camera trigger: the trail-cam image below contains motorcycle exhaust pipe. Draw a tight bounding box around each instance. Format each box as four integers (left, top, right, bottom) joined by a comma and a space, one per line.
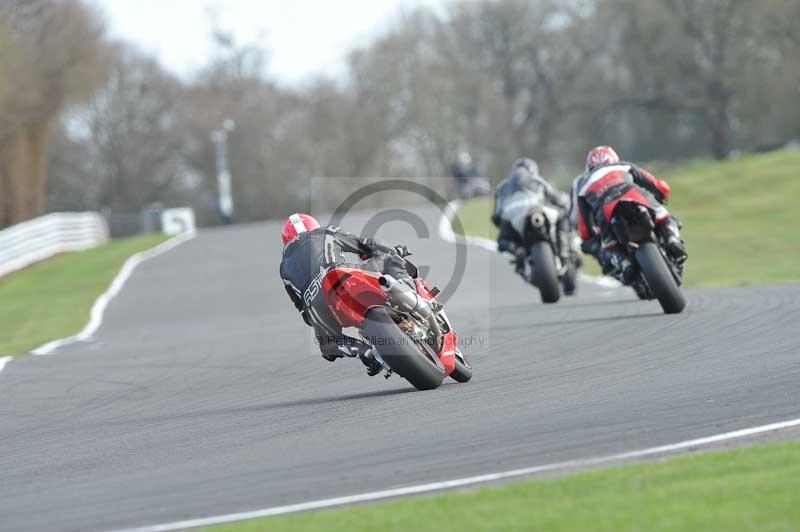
379, 275, 433, 320
379, 275, 442, 346
530, 211, 546, 228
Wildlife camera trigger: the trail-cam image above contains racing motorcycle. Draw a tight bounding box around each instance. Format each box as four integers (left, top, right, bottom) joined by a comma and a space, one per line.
503, 190, 580, 303
321, 255, 472, 391
608, 200, 687, 314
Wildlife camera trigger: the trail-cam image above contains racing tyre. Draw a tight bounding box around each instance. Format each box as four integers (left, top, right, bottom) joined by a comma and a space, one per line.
635, 242, 686, 314
531, 241, 560, 303
450, 351, 473, 383
562, 261, 578, 296
362, 307, 445, 390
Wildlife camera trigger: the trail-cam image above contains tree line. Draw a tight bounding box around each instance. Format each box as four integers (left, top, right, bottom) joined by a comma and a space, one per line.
2, 0, 798, 229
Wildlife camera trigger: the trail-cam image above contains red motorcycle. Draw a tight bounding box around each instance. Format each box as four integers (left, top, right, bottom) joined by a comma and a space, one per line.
321, 258, 472, 391
580, 164, 687, 314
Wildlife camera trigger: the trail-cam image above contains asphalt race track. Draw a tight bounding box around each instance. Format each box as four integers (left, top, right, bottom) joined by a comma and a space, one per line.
1, 204, 799, 532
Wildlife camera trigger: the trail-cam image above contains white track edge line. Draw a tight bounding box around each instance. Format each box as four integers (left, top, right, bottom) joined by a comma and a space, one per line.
30, 231, 197, 356
112, 416, 800, 532
439, 201, 620, 289
0, 356, 11, 375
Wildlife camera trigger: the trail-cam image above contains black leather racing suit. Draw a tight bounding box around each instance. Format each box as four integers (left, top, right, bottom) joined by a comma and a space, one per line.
279, 226, 411, 361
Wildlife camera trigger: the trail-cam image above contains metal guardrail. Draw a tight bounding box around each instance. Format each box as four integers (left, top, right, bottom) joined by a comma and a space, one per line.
0, 212, 109, 278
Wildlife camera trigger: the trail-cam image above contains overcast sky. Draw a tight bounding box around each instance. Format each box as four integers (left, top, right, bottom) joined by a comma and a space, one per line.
92, 0, 447, 85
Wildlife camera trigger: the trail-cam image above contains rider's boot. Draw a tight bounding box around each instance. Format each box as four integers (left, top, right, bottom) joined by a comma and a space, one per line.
602, 248, 636, 285
320, 341, 351, 362
558, 232, 571, 262
321, 351, 341, 362
512, 246, 531, 281
633, 282, 650, 300
567, 233, 582, 267
357, 346, 384, 377
522, 259, 533, 282
658, 217, 687, 263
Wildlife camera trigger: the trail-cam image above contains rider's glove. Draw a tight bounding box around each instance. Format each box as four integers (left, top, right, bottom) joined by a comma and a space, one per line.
394, 245, 412, 258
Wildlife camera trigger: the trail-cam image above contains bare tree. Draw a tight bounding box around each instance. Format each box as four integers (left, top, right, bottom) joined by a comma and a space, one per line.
447, 0, 600, 168
79, 46, 190, 213
0, 0, 108, 227
658, 0, 753, 158
41, 0, 800, 230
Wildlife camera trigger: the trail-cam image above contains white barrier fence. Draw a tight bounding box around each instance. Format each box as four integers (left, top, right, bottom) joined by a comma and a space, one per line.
0, 212, 109, 278
161, 207, 196, 236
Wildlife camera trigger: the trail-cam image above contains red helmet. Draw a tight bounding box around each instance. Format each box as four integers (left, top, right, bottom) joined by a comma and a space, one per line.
585, 146, 620, 172
281, 213, 320, 245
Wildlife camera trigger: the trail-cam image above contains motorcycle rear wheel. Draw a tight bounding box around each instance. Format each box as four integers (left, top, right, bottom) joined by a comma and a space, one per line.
635, 242, 686, 314
362, 307, 445, 391
531, 241, 560, 303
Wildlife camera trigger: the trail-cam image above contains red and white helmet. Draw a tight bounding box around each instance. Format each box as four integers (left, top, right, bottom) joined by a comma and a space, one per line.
281, 213, 320, 245
585, 146, 620, 172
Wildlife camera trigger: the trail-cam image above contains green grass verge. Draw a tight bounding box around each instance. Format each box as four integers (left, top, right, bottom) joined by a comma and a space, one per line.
207, 441, 800, 532
454, 149, 800, 286
0, 233, 168, 356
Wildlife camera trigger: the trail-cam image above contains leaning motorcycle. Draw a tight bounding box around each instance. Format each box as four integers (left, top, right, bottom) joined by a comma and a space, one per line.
503, 191, 579, 303
321, 256, 472, 391
608, 200, 687, 314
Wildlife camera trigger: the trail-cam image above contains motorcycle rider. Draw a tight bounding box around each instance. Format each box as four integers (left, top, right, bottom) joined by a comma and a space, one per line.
452, 151, 490, 199
491, 157, 572, 279
279, 213, 413, 376
452, 152, 478, 189
570, 146, 687, 283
